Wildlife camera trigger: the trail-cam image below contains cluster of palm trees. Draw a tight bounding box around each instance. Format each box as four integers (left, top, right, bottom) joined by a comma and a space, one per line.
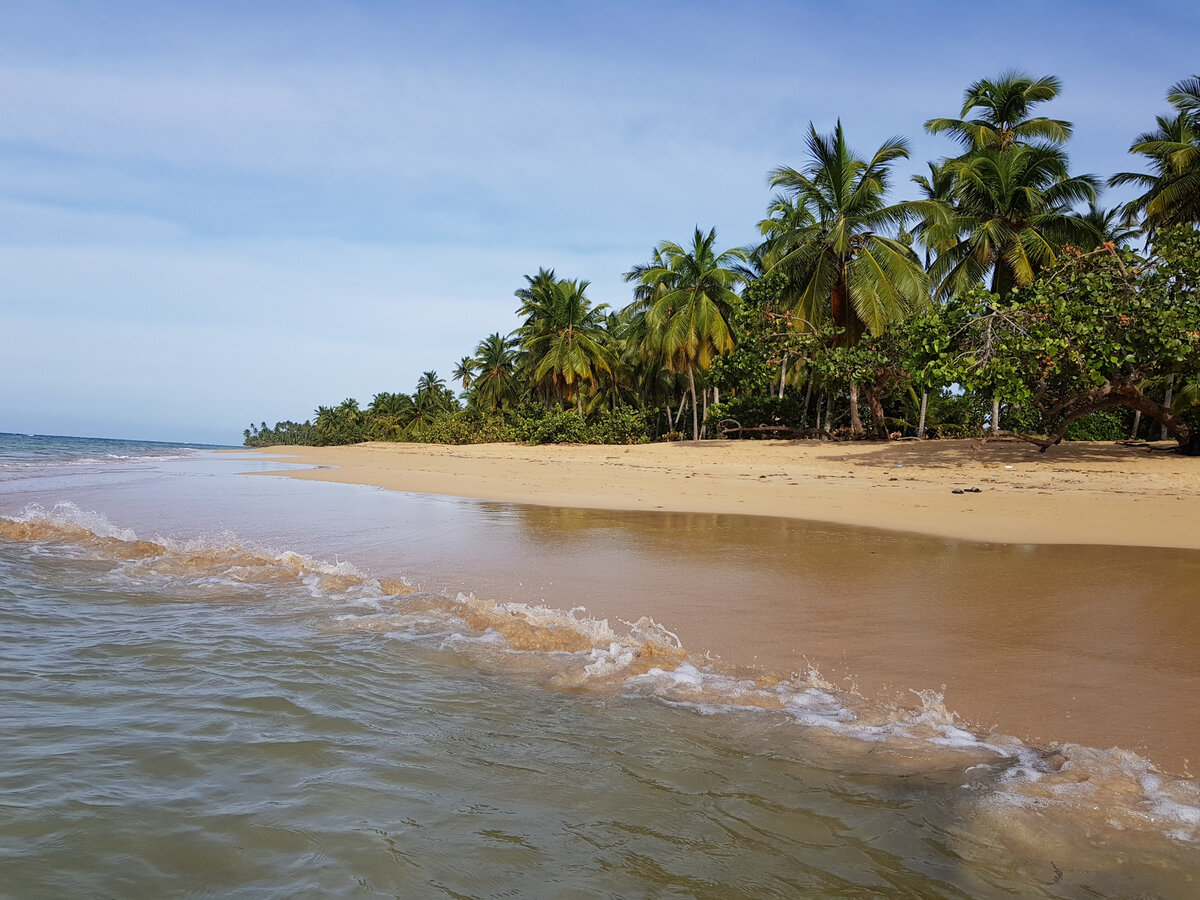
247, 72, 1200, 447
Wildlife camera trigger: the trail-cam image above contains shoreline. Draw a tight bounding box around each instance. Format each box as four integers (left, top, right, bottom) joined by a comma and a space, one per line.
234, 439, 1200, 550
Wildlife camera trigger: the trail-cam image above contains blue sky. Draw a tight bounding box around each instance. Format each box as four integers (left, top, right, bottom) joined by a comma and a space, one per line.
2, 0, 1197, 444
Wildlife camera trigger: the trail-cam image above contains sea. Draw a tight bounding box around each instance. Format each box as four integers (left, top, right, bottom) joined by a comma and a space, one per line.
1, 431, 1198, 898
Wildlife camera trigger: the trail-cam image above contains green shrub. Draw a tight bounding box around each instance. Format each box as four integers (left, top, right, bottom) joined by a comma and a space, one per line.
1065, 409, 1132, 441
415, 412, 512, 445
589, 407, 650, 444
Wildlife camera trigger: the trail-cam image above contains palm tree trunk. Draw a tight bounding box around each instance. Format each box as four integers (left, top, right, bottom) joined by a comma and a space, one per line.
802, 378, 814, 428
917, 390, 928, 438
848, 381, 864, 435
1162, 375, 1175, 441
812, 390, 823, 434
673, 391, 687, 430
992, 398, 1001, 434
688, 367, 699, 441
823, 390, 833, 433
1131, 409, 1142, 440
778, 353, 788, 399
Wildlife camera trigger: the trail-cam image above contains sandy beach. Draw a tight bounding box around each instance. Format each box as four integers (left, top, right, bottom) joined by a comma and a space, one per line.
242, 438, 1200, 550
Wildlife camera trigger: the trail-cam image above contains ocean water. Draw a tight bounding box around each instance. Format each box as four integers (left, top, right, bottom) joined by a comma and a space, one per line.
1, 433, 1198, 898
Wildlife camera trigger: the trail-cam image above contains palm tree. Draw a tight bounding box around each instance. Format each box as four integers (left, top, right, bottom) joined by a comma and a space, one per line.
516, 273, 615, 413
759, 123, 934, 434
452, 357, 476, 391
469, 332, 521, 413
625, 227, 746, 440
367, 391, 416, 439
415, 370, 446, 401
925, 71, 1098, 433
924, 71, 1072, 151
1111, 77, 1200, 231
926, 144, 1099, 297
1078, 200, 1142, 249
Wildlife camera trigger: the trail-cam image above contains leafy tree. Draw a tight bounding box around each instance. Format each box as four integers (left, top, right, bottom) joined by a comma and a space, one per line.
918, 230, 1200, 452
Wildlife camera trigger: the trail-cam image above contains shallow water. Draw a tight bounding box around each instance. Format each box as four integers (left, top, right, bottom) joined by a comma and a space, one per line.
2, 434, 1199, 897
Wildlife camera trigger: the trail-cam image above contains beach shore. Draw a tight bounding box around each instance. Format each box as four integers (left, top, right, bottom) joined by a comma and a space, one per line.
240, 438, 1200, 550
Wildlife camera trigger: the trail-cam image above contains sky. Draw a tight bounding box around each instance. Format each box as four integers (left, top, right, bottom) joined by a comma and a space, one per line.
2, 0, 1197, 444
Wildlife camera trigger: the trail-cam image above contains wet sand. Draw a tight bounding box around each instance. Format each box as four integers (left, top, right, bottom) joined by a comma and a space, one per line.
236, 439, 1200, 772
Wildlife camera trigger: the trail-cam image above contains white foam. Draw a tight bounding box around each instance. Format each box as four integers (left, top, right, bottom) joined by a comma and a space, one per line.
11, 501, 139, 542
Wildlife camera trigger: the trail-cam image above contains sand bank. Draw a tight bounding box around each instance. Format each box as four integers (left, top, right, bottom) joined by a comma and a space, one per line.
240, 439, 1200, 550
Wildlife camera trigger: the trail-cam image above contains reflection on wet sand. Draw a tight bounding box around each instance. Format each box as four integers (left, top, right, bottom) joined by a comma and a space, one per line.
432, 501, 1200, 774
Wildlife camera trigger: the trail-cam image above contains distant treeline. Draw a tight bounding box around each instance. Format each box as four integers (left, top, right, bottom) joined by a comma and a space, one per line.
246, 72, 1200, 453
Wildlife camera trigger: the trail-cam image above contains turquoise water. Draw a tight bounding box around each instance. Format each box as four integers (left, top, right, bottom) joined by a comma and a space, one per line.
2, 434, 1198, 898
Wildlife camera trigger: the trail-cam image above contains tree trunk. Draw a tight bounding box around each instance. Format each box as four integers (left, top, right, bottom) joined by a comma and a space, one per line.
992, 397, 1001, 434
864, 384, 890, 440
672, 391, 687, 431
823, 390, 833, 433
577, 393, 583, 415
713, 386, 719, 406
1130, 409, 1142, 440
700, 385, 709, 440
917, 390, 928, 438
778, 353, 788, 399
1162, 375, 1175, 441
802, 378, 814, 428
1021, 380, 1192, 452
688, 366, 699, 442
848, 381, 863, 435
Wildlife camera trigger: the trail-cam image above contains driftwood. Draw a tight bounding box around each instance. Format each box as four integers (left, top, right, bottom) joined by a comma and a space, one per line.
717, 419, 835, 441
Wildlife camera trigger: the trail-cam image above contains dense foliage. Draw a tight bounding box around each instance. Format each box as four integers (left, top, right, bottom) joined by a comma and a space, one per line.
247, 72, 1200, 453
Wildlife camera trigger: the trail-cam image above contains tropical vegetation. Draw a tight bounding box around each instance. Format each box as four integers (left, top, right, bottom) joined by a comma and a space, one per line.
246, 72, 1200, 455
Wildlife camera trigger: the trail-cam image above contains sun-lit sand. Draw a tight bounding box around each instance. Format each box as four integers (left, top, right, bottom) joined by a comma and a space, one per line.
239, 438, 1200, 550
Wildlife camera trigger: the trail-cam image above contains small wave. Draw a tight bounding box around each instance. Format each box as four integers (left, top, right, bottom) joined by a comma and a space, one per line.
6, 503, 1199, 854
0, 503, 414, 599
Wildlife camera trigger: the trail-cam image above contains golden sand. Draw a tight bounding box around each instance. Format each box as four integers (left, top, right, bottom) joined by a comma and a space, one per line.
239, 439, 1200, 550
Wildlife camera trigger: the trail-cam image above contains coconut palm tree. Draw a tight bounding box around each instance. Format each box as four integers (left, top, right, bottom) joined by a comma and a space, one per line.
625, 227, 746, 440
452, 356, 476, 391
924, 71, 1072, 151
925, 144, 1099, 298
415, 370, 446, 401
469, 332, 521, 413
1078, 200, 1142, 249
516, 274, 614, 413
1111, 77, 1200, 231
759, 123, 934, 433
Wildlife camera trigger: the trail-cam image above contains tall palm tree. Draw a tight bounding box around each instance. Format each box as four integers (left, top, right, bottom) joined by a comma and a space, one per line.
1111, 77, 1200, 231
452, 356, 476, 391
925, 71, 1097, 433
926, 144, 1099, 297
625, 227, 746, 440
415, 370, 446, 401
759, 123, 933, 434
469, 332, 521, 413
924, 71, 1072, 151
516, 274, 614, 413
